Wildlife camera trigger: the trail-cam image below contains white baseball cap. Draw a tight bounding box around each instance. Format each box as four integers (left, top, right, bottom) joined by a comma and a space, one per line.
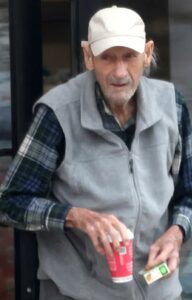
86, 6, 146, 56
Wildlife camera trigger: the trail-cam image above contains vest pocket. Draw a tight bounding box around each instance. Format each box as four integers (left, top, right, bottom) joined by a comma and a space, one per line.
85, 237, 114, 286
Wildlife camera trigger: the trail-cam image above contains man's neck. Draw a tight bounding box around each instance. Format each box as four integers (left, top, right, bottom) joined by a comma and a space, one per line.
106, 97, 137, 128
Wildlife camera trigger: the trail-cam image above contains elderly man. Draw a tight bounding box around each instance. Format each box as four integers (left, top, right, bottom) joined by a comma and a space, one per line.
0, 5, 192, 300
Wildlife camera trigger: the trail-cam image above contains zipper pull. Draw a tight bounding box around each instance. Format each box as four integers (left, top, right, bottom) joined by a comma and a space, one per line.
129, 158, 133, 173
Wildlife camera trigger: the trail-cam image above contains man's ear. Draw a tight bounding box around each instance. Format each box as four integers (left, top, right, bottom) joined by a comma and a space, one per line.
144, 40, 154, 68
82, 42, 94, 70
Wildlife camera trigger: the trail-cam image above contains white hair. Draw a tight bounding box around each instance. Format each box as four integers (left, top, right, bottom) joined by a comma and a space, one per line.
144, 47, 158, 77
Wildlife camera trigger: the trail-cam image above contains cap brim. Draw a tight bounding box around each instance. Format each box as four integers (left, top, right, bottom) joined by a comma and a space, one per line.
90, 36, 145, 56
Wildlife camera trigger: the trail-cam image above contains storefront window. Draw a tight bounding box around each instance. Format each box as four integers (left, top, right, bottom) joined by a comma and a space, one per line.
0, 1, 14, 299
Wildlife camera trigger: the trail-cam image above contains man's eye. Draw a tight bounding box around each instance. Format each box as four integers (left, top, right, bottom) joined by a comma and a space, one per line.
124, 53, 137, 59
101, 54, 112, 61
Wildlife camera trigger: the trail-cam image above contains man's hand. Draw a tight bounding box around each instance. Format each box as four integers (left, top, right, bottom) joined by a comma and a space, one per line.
145, 225, 184, 274
65, 207, 129, 256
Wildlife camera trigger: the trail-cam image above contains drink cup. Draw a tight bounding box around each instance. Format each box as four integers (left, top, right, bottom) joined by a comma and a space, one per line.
106, 229, 134, 283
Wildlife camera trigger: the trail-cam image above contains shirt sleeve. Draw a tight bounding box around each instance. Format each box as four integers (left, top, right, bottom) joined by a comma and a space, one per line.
169, 89, 192, 241
0, 104, 72, 232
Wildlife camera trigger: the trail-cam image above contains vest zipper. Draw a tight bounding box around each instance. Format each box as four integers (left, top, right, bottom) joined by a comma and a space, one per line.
129, 153, 146, 300
129, 158, 133, 173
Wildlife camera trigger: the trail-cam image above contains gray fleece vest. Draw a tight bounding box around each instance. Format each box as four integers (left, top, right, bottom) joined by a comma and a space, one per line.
35, 71, 182, 300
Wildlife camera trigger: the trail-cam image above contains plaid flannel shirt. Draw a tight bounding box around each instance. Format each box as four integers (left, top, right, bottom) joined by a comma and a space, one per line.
0, 85, 192, 241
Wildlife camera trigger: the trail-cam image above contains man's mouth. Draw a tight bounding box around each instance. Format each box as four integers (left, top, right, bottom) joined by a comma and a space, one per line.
111, 83, 127, 87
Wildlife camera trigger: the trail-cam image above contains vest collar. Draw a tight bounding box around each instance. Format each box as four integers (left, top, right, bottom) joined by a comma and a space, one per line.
80, 71, 104, 131
135, 76, 162, 133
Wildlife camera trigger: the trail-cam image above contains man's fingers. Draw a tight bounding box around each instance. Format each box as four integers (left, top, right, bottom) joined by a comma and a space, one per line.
98, 231, 114, 256
91, 234, 109, 256
167, 251, 180, 272
146, 240, 178, 270
145, 226, 183, 272
145, 244, 161, 270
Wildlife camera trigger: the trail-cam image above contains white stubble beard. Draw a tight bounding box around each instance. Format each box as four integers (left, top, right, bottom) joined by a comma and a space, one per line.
101, 75, 137, 108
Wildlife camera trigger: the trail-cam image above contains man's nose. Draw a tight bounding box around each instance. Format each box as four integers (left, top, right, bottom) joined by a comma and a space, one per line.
113, 62, 128, 78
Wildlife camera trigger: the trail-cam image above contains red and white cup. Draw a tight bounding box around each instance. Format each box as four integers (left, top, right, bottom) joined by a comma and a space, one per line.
106, 229, 134, 283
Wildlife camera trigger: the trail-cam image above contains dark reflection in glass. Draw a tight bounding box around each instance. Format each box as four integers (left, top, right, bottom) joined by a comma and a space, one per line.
41, 0, 71, 92
0, 0, 11, 150
169, 0, 192, 111
0, 1, 14, 299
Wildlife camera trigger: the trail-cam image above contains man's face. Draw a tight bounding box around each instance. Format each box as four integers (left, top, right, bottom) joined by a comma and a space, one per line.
91, 46, 146, 107
83, 42, 154, 108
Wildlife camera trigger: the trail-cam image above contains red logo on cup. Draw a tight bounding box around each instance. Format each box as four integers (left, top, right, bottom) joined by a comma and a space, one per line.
106, 229, 133, 283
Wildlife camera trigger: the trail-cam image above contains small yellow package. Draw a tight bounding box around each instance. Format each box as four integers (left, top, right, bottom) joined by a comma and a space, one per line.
139, 262, 170, 285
